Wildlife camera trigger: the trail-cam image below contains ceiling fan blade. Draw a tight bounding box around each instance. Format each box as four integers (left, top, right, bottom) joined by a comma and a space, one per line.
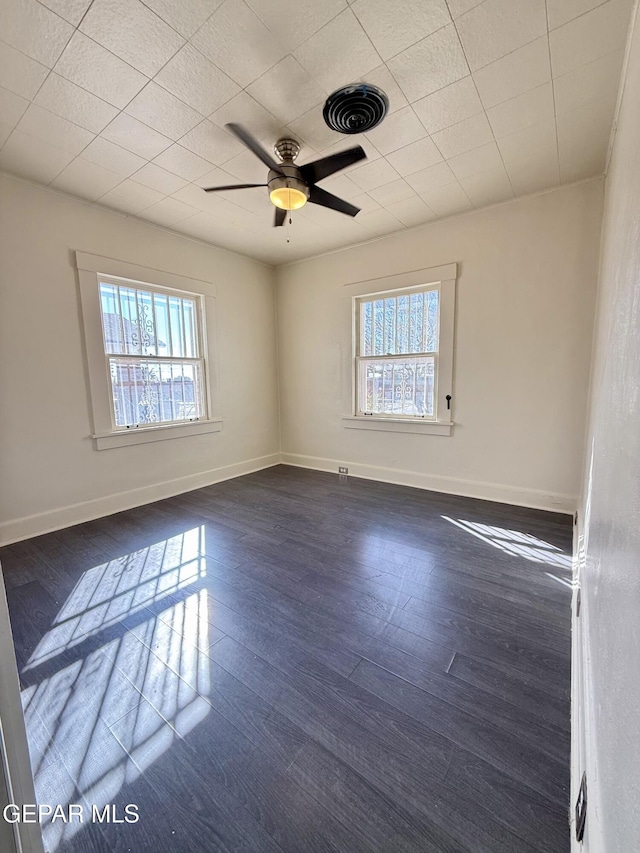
308, 185, 360, 217
225, 123, 283, 174
203, 183, 266, 192
274, 207, 286, 227
300, 146, 366, 184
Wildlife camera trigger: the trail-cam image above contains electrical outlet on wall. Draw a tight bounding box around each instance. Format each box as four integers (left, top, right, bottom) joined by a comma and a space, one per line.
338, 466, 348, 475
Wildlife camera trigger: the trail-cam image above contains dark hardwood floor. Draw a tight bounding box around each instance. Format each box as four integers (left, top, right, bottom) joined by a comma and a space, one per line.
0, 465, 572, 852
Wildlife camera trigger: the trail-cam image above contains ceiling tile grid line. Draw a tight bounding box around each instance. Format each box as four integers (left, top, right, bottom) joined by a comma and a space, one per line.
443, 3, 515, 203
543, 0, 563, 194
0, 0, 634, 264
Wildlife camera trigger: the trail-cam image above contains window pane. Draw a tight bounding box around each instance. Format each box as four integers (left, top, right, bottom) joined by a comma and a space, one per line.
425, 290, 439, 352
168, 297, 184, 357
383, 297, 395, 354
359, 357, 435, 417
136, 289, 156, 356
361, 302, 372, 356
99, 283, 123, 354
359, 288, 438, 357
99, 281, 199, 359
109, 358, 202, 427
373, 299, 384, 355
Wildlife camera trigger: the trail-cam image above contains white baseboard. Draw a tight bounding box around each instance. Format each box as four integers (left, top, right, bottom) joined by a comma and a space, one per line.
0, 453, 282, 546
281, 452, 576, 514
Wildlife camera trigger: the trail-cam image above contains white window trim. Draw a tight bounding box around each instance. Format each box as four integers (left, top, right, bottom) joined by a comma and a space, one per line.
76, 251, 222, 450
341, 263, 457, 436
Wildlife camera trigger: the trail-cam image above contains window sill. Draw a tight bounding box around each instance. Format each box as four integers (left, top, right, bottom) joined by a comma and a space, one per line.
342, 416, 453, 436
93, 418, 223, 450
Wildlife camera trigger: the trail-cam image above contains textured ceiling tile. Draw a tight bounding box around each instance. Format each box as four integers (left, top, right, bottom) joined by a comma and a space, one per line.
363, 65, 409, 113
356, 207, 404, 235
351, 0, 451, 61
547, 0, 612, 31
222, 147, 271, 183
0, 130, 75, 183
17, 104, 94, 155
0, 121, 14, 148
143, 0, 224, 38
130, 162, 188, 194
79, 0, 184, 78
153, 144, 214, 180
288, 107, 345, 150
497, 117, 558, 168
247, 56, 326, 126
505, 150, 560, 195
38, 0, 92, 26
456, 0, 547, 71
432, 112, 493, 159
419, 181, 472, 216
51, 157, 125, 199
101, 113, 172, 159
82, 137, 147, 175
143, 197, 200, 226
458, 164, 514, 206
349, 157, 400, 191
368, 178, 417, 205
245, 0, 347, 52
410, 159, 457, 192
487, 82, 555, 139
0, 0, 74, 67
294, 9, 381, 93
179, 120, 244, 165
473, 37, 551, 108
446, 0, 484, 18
387, 25, 468, 102
191, 0, 287, 88
413, 76, 483, 134
319, 172, 361, 197
0, 42, 49, 100
550, 1, 632, 77
54, 32, 149, 109
365, 106, 427, 154
105, 178, 165, 209
154, 45, 240, 117
210, 92, 284, 142
386, 195, 436, 226
0, 88, 30, 130
126, 82, 204, 140
554, 49, 624, 115
171, 182, 223, 212
386, 136, 443, 176
446, 141, 503, 179
98, 189, 152, 214
557, 98, 613, 182
348, 192, 381, 214
34, 73, 118, 134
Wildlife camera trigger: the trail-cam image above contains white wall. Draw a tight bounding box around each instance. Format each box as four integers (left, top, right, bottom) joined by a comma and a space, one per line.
572, 4, 640, 850
276, 180, 603, 512
0, 176, 279, 544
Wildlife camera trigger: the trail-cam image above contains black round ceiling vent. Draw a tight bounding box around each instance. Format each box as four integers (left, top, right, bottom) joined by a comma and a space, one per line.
323, 84, 389, 134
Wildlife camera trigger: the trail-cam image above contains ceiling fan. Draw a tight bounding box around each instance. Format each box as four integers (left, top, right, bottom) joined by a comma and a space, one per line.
202, 123, 367, 226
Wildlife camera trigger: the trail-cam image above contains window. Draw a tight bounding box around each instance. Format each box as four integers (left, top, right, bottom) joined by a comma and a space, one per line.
77, 252, 221, 450
356, 286, 439, 419
98, 278, 206, 429
342, 263, 456, 436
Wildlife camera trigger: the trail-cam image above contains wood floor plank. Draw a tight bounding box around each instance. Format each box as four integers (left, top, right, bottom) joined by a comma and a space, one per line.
350, 658, 569, 804
0, 465, 572, 853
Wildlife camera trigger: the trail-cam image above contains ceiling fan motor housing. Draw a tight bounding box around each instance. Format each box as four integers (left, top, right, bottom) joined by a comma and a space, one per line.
323, 83, 389, 134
